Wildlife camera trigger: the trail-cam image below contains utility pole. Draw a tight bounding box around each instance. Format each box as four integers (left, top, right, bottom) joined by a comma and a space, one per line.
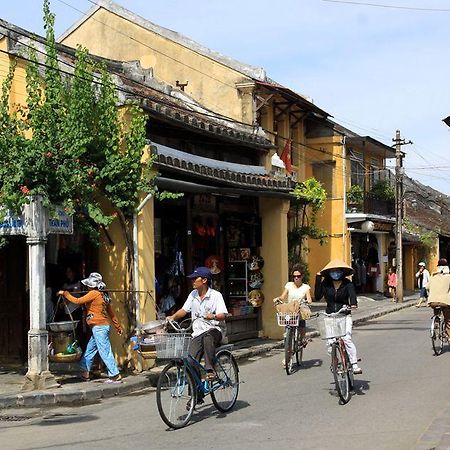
393, 130, 412, 303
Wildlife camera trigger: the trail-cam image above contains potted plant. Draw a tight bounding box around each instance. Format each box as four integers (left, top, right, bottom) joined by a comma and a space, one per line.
370, 179, 395, 200
346, 185, 364, 212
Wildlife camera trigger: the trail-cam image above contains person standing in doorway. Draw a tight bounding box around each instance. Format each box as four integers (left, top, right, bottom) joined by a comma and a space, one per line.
416, 262, 431, 307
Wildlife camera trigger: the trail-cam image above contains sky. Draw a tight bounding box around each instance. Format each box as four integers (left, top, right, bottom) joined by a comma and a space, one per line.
2, 0, 450, 194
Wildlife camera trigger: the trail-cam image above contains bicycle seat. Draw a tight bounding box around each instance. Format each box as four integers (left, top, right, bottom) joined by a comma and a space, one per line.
216, 344, 233, 353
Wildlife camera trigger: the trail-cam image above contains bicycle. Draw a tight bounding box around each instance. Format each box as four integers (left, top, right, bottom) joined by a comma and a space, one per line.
317, 306, 354, 404
154, 320, 239, 429
430, 304, 448, 355
275, 300, 311, 375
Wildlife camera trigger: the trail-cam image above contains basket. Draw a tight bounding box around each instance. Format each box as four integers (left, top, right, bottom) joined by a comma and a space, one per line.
276, 312, 300, 327
49, 351, 82, 363
154, 333, 192, 359
317, 315, 347, 339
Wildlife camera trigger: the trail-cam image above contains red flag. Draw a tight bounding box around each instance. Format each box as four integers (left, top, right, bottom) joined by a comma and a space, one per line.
280, 139, 292, 175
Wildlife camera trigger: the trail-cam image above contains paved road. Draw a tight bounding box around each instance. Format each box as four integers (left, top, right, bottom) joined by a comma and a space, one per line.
2, 306, 450, 450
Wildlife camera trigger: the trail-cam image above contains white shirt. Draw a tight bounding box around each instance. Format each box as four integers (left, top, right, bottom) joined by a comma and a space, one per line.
416, 269, 431, 288
182, 287, 228, 338
284, 282, 311, 303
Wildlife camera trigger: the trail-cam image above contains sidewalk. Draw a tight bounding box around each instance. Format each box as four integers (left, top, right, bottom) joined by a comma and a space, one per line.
0, 292, 418, 409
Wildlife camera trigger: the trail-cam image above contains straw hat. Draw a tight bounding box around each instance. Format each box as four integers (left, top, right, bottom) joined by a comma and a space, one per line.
319, 259, 354, 276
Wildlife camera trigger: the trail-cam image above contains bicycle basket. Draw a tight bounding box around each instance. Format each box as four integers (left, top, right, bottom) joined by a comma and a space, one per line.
153, 333, 192, 359
276, 312, 300, 327
317, 315, 347, 339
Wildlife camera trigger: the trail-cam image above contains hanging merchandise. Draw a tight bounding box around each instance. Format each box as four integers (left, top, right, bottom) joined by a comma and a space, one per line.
239, 248, 251, 261
205, 255, 224, 275
248, 255, 265, 271
170, 250, 185, 276
248, 289, 264, 307
249, 271, 264, 289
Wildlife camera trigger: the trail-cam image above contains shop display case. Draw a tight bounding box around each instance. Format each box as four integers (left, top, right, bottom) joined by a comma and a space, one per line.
225, 260, 259, 342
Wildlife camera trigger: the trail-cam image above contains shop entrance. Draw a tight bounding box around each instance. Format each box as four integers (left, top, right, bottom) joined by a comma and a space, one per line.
0, 237, 27, 363
351, 233, 380, 294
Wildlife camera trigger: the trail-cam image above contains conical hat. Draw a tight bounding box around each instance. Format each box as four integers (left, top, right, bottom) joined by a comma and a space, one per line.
320, 259, 354, 276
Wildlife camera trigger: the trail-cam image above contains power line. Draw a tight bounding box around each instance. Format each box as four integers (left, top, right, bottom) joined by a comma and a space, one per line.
321, 0, 450, 12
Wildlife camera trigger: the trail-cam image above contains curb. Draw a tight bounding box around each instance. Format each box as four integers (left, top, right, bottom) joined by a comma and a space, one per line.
0, 300, 416, 409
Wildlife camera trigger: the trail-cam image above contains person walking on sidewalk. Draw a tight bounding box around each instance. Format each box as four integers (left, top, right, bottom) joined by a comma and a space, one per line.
315, 259, 362, 375
387, 267, 397, 302
57, 272, 123, 384
427, 258, 450, 337
416, 262, 431, 307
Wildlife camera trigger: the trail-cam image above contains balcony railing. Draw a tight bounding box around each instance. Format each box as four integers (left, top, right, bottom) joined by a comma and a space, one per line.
347, 192, 395, 216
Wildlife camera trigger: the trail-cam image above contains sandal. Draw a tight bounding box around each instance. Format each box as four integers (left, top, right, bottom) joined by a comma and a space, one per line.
80, 373, 90, 382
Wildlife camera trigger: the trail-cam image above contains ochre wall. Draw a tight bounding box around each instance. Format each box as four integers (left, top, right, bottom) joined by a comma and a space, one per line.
61, 8, 253, 123
259, 197, 290, 340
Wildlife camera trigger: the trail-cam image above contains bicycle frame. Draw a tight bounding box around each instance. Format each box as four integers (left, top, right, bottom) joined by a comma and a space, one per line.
169, 352, 233, 396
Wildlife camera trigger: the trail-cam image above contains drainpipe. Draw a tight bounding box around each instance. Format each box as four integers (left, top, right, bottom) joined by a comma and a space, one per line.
342, 136, 347, 260
133, 193, 153, 328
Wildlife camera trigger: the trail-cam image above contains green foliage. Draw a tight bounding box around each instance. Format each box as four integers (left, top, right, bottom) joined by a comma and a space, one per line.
289, 178, 328, 275
347, 184, 364, 204
370, 179, 395, 200
0, 1, 155, 242
403, 218, 438, 254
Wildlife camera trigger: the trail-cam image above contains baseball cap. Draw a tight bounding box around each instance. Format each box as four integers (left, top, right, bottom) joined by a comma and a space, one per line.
418, 262, 426, 267
187, 267, 212, 280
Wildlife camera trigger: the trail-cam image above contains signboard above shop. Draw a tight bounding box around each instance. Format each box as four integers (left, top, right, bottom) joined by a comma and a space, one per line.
0, 206, 73, 236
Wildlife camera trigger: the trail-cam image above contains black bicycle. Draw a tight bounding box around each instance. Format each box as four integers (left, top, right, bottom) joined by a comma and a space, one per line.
154, 320, 239, 429
430, 305, 448, 355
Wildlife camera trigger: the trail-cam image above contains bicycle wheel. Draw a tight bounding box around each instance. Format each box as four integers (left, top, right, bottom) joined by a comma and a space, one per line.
431, 315, 444, 356
331, 342, 351, 404
156, 360, 196, 429
211, 350, 239, 412
285, 327, 294, 375
295, 327, 303, 367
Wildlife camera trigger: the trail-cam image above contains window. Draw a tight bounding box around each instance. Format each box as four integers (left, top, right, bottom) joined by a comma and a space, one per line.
350, 150, 364, 188
370, 158, 380, 188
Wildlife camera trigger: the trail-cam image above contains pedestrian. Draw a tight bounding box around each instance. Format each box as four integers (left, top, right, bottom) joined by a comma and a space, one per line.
273, 264, 312, 366
315, 259, 362, 375
427, 258, 450, 337
167, 266, 228, 404
57, 272, 123, 383
387, 267, 397, 302
415, 262, 431, 307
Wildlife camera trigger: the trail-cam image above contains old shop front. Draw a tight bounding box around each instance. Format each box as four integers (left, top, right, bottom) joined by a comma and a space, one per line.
347, 216, 395, 295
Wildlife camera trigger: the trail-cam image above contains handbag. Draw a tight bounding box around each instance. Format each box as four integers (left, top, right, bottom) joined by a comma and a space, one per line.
299, 304, 312, 320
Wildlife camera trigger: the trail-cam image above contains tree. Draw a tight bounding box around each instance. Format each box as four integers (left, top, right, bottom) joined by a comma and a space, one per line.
0, 0, 155, 330
288, 178, 327, 281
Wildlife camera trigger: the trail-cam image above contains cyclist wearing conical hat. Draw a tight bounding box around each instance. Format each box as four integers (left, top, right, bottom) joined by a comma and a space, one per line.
315, 259, 362, 375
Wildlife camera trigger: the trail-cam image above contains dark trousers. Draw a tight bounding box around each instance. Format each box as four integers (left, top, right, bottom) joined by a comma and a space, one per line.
189, 328, 222, 372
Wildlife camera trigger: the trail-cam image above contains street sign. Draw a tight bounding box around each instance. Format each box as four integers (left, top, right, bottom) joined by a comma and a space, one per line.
0, 206, 73, 236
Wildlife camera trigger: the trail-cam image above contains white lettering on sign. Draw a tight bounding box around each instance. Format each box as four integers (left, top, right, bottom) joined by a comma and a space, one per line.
0, 206, 73, 236
0, 214, 27, 235
48, 208, 73, 234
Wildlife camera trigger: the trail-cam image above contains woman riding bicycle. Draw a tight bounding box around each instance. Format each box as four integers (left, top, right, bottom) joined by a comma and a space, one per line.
273, 264, 312, 365
314, 259, 362, 375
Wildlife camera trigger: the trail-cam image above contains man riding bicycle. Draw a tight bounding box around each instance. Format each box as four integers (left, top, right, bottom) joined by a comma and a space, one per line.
427, 258, 450, 335
167, 267, 228, 390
